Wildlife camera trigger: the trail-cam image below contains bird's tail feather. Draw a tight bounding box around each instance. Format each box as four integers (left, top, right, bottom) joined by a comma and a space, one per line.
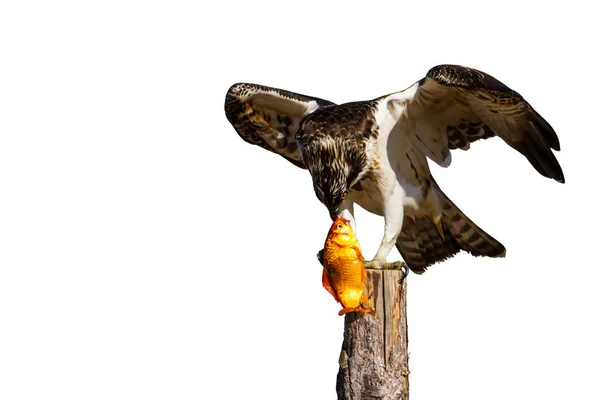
396, 182, 506, 274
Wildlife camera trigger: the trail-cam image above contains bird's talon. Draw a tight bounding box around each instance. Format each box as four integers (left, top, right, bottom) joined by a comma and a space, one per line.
398, 263, 409, 284
364, 259, 385, 270
364, 260, 406, 271
365, 260, 409, 282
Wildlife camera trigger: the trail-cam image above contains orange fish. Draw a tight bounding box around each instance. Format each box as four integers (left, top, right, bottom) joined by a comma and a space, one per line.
322, 218, 372, 316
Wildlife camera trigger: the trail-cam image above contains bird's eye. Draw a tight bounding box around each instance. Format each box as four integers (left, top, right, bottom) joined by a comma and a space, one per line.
341, 192, 347, 200
337, 224, 343, 229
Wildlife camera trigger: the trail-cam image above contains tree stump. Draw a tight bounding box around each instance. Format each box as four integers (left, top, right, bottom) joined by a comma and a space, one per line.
336, 269, 409, 400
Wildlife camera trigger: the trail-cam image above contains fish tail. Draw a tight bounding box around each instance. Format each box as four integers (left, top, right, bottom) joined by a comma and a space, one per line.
338, 306, 373, 316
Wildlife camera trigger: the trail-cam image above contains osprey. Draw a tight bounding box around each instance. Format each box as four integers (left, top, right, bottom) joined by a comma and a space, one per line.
224, 65, 564, 274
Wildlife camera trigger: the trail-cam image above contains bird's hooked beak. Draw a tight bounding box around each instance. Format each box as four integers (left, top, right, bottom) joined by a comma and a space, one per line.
327, 191, 348, 220
329, 206, 341, 221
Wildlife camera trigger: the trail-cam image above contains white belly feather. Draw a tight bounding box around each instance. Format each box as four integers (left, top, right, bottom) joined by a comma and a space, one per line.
350, 96, 425, 217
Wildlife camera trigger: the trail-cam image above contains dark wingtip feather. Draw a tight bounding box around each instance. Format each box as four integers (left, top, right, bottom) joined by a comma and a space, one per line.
530, 109, 561, 151
519, 121, 565, 183
521, 144, 565, 183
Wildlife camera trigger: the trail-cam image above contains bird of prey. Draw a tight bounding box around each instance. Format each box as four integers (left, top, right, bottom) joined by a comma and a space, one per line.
224, 64, 564, 274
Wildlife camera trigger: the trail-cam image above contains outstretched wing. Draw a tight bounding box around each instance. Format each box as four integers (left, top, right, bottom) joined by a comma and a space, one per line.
224, 83, 335, 168
389, 64, 564, 182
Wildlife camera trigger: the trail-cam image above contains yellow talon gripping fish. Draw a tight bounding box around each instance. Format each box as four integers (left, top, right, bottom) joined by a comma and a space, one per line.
322, 218, 372, 316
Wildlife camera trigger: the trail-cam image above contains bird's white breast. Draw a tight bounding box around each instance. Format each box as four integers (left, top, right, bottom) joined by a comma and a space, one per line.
351, 96, 425, 215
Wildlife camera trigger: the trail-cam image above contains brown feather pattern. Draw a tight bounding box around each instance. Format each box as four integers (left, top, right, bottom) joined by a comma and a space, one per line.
224, 82, 335, 168
224, 65, 563, 273
412, 64, 564, 182
396, 180, 506, 274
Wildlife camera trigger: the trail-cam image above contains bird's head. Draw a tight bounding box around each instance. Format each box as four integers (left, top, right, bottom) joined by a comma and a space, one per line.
296, 106, 370, 220
300, 136, 366, 220
312, 164, 349, 220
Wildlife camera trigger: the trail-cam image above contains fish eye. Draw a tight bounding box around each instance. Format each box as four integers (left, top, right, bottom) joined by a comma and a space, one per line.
336, 224, 342, 229
341, 192, 347, 200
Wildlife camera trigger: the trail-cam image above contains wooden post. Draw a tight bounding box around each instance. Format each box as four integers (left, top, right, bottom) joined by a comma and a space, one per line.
336, 269, 409, 400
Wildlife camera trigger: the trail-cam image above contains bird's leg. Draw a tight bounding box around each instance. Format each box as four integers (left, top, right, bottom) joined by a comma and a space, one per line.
365, 239, 397, 269
365, 247, 409, 281
364, 187, 407, 277
364, 226, 410, 281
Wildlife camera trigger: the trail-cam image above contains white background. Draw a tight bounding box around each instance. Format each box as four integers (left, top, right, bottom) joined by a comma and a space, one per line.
1, 1, 598, 399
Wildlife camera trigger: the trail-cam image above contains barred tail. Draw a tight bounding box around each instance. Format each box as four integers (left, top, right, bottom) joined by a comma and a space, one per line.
396, 183, 506, 274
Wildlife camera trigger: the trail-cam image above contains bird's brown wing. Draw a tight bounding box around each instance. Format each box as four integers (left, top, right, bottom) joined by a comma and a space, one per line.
388, 65, 563, 272
224, 83, 335, 168
393, 64, 564, 182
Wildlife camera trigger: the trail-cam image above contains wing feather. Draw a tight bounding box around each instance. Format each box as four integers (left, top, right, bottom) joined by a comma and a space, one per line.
393, 64, 564, 183
224, 83, 335, 168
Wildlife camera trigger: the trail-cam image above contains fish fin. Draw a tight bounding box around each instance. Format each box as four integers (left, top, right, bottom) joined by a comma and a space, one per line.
352, 244, 364, 261
359, 290, 369, 305
322, 268, 340, 302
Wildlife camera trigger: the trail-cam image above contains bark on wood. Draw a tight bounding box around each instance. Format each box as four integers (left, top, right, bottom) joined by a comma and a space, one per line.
336, 269, 409, 400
